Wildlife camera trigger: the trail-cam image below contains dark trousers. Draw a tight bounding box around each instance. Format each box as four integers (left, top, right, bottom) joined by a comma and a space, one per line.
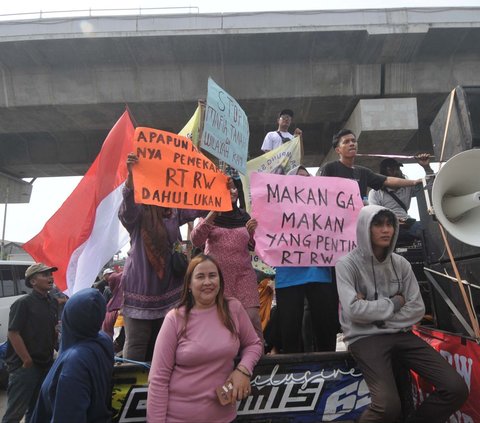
123, 316, 164, 362
276, 282, 339, 353
2, 365, 49, 423
349, 332, 469, 423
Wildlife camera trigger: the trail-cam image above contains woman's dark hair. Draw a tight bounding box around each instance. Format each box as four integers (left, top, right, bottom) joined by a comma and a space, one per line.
177, 254, 237, 338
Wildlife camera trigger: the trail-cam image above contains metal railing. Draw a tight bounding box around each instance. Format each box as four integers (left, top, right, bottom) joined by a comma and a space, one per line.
0, 6, 200, 22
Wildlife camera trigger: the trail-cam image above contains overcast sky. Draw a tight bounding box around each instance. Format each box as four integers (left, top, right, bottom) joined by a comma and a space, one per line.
0, 0, 465, 244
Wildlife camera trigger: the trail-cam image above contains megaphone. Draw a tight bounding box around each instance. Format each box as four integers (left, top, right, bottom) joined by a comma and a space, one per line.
432, 149, 480, 247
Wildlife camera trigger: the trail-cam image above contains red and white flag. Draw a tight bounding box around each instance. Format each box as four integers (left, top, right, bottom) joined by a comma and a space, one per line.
24, 111, 135, 294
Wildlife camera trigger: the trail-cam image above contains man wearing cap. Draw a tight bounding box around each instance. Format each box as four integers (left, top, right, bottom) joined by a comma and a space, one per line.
93, 268, 115, 295
368, 154, 433, 240
261, 109, 303, 152
317, 129, 422, 199
2, 263, 59, 423
101, 268, 121, 305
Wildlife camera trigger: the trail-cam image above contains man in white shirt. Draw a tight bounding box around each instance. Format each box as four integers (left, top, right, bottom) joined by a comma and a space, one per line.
261, 109, 302, 152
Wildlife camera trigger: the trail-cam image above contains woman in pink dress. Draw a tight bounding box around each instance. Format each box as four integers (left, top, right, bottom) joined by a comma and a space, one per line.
147, 254, 263, 423
191, 187, 263, 343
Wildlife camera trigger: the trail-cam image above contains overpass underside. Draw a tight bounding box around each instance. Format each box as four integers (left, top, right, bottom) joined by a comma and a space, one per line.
1, 8, 480, 184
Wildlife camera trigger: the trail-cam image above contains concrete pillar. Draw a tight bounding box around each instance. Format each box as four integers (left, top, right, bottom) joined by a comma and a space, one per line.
322, 98, 418, 167
0, 173, 32, 204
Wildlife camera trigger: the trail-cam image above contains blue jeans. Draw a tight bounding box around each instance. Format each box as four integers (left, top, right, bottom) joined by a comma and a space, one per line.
2, 365, 49, 423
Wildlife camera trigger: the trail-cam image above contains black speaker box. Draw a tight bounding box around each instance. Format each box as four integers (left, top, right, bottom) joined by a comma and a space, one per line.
430, 86, 480, 162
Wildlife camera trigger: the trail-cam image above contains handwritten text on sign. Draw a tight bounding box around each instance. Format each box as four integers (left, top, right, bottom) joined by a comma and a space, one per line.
201, 77, 249, 174
251, 173, 363, 266
132, 128, 231, 211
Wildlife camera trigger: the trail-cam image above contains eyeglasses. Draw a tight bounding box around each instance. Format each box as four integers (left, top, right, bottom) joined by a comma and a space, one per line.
279, 115, 292, 120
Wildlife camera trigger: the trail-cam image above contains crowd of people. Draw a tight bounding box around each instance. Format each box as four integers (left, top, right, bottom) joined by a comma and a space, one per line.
2, 108, 469, 423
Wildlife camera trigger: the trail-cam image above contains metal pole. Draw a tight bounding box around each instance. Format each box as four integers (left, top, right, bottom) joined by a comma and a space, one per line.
1, 185, 8, 260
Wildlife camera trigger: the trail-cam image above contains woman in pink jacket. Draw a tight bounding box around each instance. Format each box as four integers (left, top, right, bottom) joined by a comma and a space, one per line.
146, 254, 263, 423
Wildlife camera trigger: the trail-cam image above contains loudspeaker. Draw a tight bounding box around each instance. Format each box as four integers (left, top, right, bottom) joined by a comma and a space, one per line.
417, 185, 480, 264
431, 149, 480, 247
430, 86, 480, 162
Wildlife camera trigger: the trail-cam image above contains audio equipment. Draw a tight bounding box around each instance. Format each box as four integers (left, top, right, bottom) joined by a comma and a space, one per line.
431, 149, 480, 247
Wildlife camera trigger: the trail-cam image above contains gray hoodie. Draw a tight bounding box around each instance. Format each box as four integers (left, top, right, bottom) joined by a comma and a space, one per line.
335, 205, 425, 346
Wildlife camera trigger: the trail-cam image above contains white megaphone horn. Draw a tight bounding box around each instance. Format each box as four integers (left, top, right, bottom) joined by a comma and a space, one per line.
432, 149, 480, 247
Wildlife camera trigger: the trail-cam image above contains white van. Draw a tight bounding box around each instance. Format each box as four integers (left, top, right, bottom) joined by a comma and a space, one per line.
0, 260, 33, 343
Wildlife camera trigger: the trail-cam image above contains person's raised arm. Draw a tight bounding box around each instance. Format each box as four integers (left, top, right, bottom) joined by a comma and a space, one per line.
415, 153, 434, 175
246, 218, 257, 250
125, 152, 138, 190
384, 176, 421, 190
190, 213, 218, 247
119, 153, 143, 230
293, 127, 303, 141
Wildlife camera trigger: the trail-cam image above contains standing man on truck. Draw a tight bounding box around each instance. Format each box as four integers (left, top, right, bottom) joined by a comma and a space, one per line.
261, 109, 302, 153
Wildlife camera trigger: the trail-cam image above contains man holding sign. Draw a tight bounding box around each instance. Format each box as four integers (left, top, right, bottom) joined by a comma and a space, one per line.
274, 166, 339, 353
119, 128, 231, 361
261, 109, 303, 153
251, 172, 363, 268
251, 170, 361, 354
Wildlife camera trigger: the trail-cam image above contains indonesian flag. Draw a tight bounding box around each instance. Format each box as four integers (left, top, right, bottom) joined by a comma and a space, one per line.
23, 111, 135, 294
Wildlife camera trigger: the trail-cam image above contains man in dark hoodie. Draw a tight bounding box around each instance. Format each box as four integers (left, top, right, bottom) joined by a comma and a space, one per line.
336, 205, 468, 422
31, 288, 114, 423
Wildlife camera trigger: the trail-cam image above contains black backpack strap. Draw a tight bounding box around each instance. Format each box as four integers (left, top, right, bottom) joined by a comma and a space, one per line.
276, 131, 291, 144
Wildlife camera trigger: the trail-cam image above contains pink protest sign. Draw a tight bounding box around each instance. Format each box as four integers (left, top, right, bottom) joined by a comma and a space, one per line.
250, 172, 363, 267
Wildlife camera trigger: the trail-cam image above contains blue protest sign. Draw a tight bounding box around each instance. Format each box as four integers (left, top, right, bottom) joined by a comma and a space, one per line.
201, 77, 249, 174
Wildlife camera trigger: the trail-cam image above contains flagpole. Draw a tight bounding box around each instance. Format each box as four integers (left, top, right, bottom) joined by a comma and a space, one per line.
0, 185, 8, 260
185, 99, 206, 257
197, 99, 206, 150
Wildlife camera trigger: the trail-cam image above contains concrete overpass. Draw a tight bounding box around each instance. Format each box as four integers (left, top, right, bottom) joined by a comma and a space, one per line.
1, 7, 480, 191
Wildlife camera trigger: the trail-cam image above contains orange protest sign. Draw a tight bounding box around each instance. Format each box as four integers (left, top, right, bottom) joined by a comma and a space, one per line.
132, 127, 232, 211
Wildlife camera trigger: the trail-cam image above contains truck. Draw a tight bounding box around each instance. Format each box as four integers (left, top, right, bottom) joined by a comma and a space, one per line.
111, 86, 480, 422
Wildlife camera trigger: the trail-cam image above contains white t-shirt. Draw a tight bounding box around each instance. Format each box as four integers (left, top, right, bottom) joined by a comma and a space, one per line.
261, 131, 293, 152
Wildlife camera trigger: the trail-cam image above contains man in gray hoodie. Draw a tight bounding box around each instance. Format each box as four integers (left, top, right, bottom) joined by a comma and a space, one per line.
336, 205, 468, 422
